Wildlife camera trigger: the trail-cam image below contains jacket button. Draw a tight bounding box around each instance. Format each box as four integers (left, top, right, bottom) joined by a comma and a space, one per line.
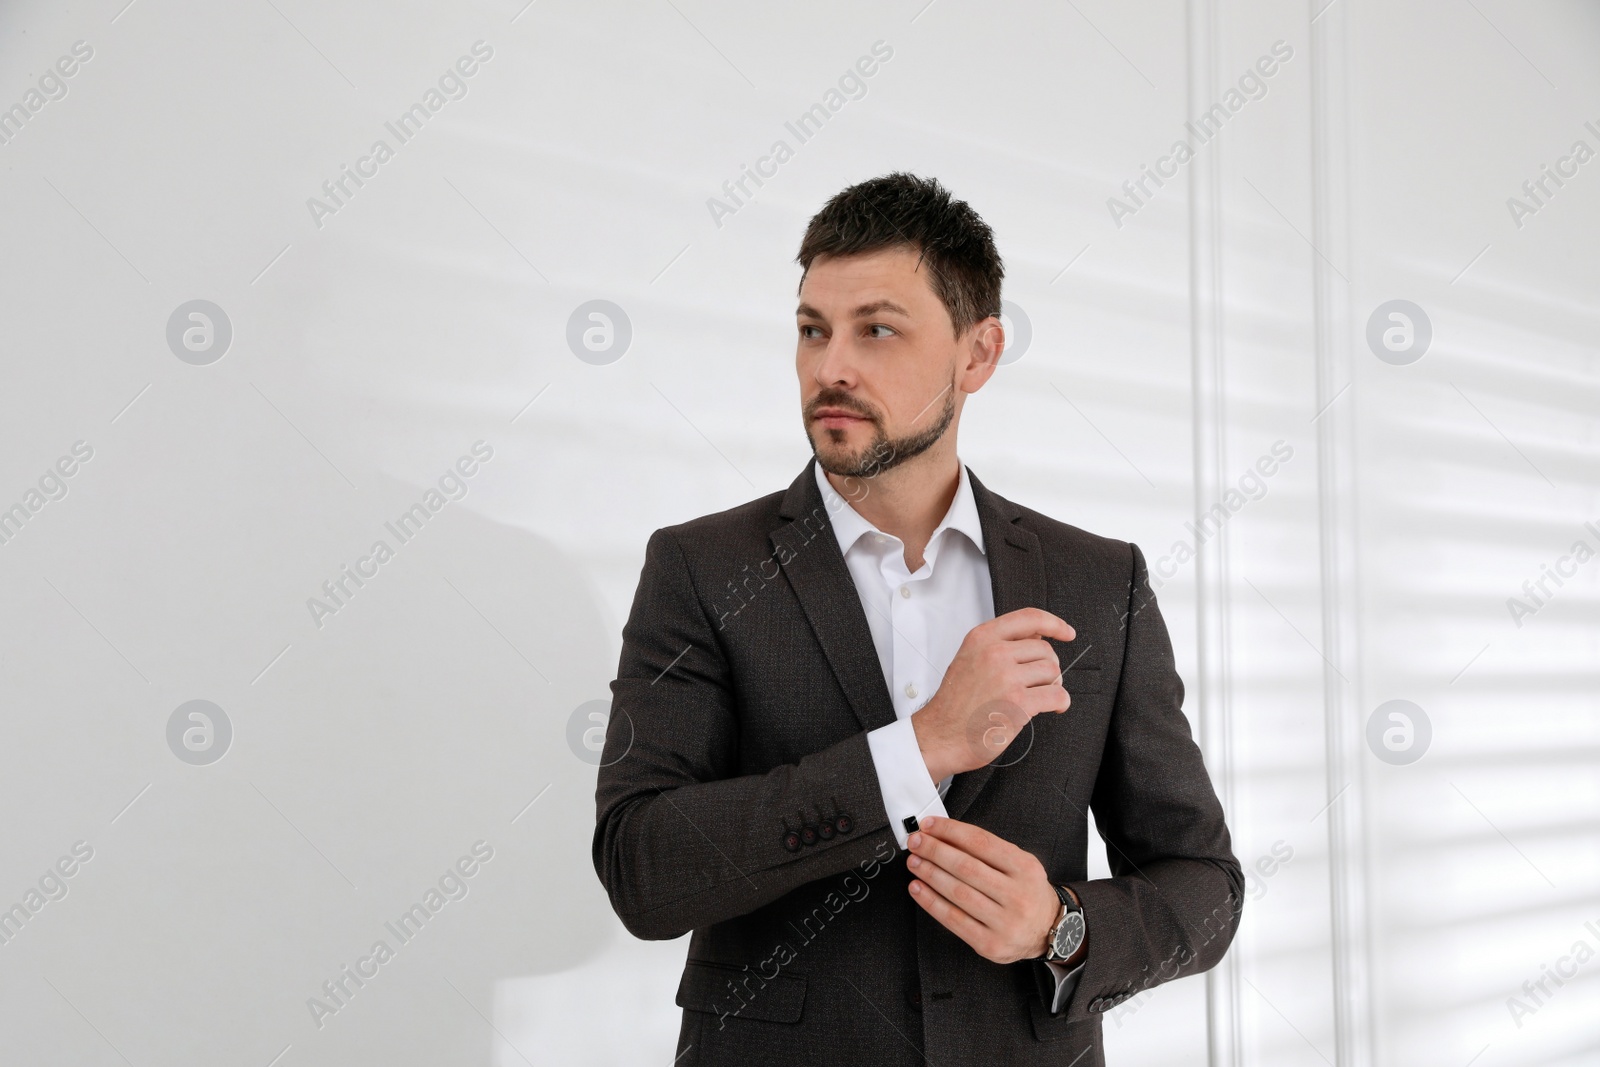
908, 990, 922, 1011
782, 831, 801, 852
818, 819, 835, 840
1088, 997, 1106, 1013
834, 814, 853, 834
800, 823, 818, 846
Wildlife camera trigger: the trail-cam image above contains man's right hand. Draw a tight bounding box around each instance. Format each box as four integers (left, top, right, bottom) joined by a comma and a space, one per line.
912, 608, 1076, 782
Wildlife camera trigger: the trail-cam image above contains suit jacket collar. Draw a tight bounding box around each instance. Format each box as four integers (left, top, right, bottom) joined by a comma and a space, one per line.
772, 458, 1047, 821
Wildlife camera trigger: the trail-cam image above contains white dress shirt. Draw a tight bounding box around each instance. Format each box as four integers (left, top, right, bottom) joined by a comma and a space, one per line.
814, 459, 993, 850
815, 459, 1083, 1012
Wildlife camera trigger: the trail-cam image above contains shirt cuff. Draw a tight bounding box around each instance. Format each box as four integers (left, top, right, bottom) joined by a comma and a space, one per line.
1043, 958, 1086, 1014
865, 717, 949, 850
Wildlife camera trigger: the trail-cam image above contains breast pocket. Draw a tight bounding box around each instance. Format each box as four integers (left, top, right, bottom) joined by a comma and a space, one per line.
1056, 645, 1104, 696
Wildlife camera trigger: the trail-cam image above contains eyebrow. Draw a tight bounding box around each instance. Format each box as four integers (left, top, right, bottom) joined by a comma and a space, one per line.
796, 299, 911, 320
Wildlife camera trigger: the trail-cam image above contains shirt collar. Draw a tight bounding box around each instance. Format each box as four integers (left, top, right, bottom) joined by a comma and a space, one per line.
813, 458, 986, 563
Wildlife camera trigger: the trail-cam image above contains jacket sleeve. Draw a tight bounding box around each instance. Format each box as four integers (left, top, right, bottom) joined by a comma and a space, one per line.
1047, 541, 1245, 1019
592, 526, 897, 941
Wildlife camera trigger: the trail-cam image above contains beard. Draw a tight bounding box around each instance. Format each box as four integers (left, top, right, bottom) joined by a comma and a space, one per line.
807, 384, 956, 480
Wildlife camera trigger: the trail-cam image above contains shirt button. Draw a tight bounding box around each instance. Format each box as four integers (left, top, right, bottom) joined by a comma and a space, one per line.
904, 683, 918, 699
874, 534, 886, 545
899, 585, 910, 598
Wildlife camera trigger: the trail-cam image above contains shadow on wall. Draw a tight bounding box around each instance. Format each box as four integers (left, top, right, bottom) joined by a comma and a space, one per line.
407, 487, 689, 1066
363, 469, 621, 969
259, 474, 628, 1061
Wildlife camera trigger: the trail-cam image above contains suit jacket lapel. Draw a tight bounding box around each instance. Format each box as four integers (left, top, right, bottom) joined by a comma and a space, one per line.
942, 466, 1048, 822
771, 459, 899, 735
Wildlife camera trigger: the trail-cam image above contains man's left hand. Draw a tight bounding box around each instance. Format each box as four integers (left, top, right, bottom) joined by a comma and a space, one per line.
905, 815, 1061, 965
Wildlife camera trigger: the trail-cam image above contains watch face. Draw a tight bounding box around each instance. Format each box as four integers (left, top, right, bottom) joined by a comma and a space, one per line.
1053, 911, 1085, 958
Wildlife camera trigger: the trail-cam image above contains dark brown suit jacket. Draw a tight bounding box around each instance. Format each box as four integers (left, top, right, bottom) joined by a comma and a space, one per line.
593, 459, 1242, 1066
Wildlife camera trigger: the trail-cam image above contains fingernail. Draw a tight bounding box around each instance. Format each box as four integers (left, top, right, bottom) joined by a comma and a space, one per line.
910, 882, 921, 894
907, 833, 920, 848
908, 855, 921, 868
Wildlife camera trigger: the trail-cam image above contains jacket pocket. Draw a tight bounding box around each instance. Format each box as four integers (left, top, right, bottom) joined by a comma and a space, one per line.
676, 958, 807, 1025
1060, 649, 1104, 695
1029, 995, 1103, 1049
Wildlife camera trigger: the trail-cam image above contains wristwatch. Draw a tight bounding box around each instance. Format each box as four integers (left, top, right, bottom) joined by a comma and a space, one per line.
1041, 884, 1086, 966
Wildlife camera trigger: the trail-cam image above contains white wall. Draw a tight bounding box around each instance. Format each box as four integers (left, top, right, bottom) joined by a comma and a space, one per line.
0, 1, 1594, 1065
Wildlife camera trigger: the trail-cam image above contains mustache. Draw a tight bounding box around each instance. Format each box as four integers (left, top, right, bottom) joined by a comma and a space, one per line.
806, 391, 878, 420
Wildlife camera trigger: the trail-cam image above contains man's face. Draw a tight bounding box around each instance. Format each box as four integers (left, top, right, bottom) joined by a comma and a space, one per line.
796, 246, 997, 479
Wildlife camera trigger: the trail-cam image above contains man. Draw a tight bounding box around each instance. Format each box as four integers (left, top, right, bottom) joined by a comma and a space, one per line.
593, 172, 1242, 1066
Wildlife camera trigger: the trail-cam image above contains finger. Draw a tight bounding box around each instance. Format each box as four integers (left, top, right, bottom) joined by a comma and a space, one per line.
908, 876, 993, 954
1017, 682, 1070, 717
1013, 657, 1064, 688
910, 823, 1012, 893
1007, 638, 1062, 672
907, 851, 1005, 925
987, 608, 1075, 644
919, 816, 1029, 878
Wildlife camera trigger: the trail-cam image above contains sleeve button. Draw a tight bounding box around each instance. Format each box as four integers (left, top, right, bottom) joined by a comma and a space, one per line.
782, 831, 801, 852
834, 814, 853, 834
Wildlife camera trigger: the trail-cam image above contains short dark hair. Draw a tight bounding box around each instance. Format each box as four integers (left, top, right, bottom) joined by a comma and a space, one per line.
796, 172, 1003, 338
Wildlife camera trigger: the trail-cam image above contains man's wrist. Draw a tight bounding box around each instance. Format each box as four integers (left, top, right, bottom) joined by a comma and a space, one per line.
910, 705, 951, 783
1031, 883, 1061, 958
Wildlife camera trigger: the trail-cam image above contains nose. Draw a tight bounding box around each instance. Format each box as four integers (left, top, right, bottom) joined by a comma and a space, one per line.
812, 333, 856, 389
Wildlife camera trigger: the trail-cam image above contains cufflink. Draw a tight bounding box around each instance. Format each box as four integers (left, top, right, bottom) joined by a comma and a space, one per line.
903, 815, 919, 836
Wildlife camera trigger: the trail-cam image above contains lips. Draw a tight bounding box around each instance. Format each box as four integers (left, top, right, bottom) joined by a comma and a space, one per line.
813, 410, 867, 430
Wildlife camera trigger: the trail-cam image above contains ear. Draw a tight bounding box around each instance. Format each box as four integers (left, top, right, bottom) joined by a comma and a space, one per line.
957, 315, 1004, 395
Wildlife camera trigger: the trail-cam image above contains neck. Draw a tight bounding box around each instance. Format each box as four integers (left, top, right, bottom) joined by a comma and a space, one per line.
823, 443, 960, 571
